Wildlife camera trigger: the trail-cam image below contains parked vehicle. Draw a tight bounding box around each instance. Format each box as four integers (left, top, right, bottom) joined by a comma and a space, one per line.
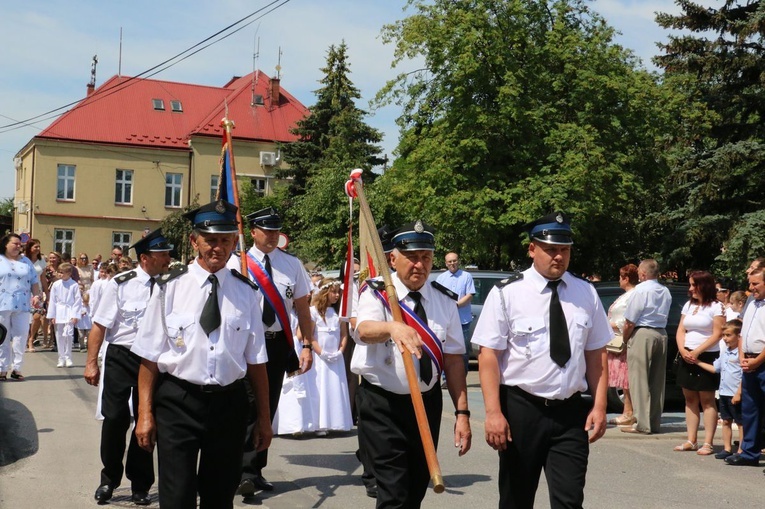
594, 281, 689, 412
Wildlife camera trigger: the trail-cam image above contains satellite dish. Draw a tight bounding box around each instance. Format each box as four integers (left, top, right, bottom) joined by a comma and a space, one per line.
278, 233, 289, 249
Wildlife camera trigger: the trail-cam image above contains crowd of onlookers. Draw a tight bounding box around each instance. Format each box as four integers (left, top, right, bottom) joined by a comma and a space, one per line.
0, 237, 136, 381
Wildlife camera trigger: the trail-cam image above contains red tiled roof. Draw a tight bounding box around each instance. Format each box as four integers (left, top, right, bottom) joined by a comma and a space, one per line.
37, 71, 308, 148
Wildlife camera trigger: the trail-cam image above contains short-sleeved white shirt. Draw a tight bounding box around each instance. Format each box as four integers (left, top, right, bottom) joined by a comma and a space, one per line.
742, 300, 765, 354
93, 266, 154, 347
471, 266, 612, 400
131, 262, 267, 387
680, 300, 723, 351
351, 273, 464, 395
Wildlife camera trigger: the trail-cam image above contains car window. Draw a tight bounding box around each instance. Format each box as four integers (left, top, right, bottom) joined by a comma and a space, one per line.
473, 277, 505, 305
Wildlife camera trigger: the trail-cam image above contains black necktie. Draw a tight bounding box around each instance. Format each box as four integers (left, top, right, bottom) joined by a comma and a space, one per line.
200, 274, 221, 336
262, 254, 276, 327
149, 277, 156, 296
547, 280, 571, 367
409, 291, 432, 383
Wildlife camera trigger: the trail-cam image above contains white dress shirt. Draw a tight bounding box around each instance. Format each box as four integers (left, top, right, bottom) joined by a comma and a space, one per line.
742, 299, 765, 354
93, 266, 154, 347
131, 262, 267, 387
471, 266, 612, 400
623, 279, 672, 328
351, 273, 464, 395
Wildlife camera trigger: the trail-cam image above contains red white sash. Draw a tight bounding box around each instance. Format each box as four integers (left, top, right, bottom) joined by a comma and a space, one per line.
245, 253, 294, 350
370, 287, 444, 376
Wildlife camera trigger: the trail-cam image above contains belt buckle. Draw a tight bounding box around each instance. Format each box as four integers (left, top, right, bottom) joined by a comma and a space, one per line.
544, 398, 553, 407
264, 331, 276, 340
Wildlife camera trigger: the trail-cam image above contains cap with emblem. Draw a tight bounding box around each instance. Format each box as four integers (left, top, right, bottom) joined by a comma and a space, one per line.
391, 220, 435, 251
246, 207, 283, 230
130, 228, 173, 257
525, 211, 573, 245
377, 224, 394, 253
183, 200, 239, 234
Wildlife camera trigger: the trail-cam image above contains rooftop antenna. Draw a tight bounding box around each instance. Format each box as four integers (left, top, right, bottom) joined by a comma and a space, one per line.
90, 54, 98, 87
118, 27, 123, 77
251, 34, 263, 106
275, 46, 282, 79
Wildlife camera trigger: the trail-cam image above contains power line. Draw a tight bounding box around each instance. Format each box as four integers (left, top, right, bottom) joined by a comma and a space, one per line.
0, 0, 292, 135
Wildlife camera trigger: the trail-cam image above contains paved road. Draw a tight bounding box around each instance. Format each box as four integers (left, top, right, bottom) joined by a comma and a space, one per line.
2, 351, 764, 508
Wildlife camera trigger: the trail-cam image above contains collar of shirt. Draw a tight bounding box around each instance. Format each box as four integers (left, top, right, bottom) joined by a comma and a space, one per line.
392, 273, 429, 307
248, 245, 274, 263
187, 260, 230, 288
527, 265, 569, 293
133, 265, 151, 285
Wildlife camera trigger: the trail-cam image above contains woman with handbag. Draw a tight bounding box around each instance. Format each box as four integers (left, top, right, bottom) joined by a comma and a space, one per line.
607, 264, 639, 425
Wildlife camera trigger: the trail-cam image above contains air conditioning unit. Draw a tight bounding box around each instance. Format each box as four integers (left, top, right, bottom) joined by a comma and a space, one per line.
260, 151, 276, 166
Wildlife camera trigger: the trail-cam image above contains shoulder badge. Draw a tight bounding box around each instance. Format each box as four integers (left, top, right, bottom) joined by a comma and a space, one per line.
231, 269, 259, 290
114, 270, 137, 285
366, 278, 385, 291
569, 271, 593, 285
431, 281, 458, 301
157, 265, 188, 286
496, 272, 523, 288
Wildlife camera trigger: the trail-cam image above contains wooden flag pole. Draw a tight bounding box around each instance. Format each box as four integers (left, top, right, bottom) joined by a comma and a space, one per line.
350, 174, 445, 494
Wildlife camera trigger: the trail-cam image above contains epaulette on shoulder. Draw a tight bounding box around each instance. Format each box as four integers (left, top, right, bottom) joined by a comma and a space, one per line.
231, 269, 259, 290
496, 272, 523, 288
157, 265, 188, 286
366, 278, 385, 291
114, 270, 137, 285
431, 281, 458, 301
278, 248, 297, 257
568, 271, 593, 285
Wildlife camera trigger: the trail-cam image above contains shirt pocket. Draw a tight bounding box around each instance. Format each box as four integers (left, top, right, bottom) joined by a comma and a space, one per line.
165, 313, 196, 350
123, 300, 148, 328
224, 313, 250, 355
571, 313, 593, 351
273, 274, 296, 305
430, 325, 446, 344
510, 317, 545, 356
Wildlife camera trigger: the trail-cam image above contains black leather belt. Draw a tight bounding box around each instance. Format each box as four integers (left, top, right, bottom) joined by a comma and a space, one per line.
505, 385, 580, 407
164, 374, 242, 393
634, 326, 664, 331
264, 331, 285, 340
744, 353, 761, 359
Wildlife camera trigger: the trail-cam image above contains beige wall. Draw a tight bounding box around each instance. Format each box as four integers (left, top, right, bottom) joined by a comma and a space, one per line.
14, 136, 288, 256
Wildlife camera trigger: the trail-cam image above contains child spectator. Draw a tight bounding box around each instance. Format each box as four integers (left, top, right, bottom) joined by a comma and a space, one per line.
77, 282, 92, 352
697, 319, 744, 459
728, 291, 747, 320
46, 263, 82, 367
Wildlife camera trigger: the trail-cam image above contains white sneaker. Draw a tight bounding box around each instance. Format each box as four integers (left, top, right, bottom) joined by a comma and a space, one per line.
65, 359, 73, 368
56, 360, 64, 368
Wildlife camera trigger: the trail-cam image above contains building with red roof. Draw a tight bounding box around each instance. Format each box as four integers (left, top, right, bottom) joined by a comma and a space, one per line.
13, 71, 307, 258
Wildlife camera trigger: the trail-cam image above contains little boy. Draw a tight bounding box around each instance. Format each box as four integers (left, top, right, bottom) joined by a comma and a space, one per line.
697, 319, 743, 459
46, 263, 82, 367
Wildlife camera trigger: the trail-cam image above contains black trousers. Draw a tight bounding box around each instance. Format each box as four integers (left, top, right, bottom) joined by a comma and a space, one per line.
357, 379, 442, 509
498, 385, 590, 509
100, 343, 154, 491
242, 332, 289, 479
155, 376, 248, 509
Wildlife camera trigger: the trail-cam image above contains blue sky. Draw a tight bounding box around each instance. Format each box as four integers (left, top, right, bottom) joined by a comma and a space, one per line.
0, 0, 686, 202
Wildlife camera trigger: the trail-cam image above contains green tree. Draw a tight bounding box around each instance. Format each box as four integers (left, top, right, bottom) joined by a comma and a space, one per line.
654, 1, 765, 278
0, 197, 13, 217
373, 0, 671, 274
274, 42, 384, 267
159, 198, 200, 262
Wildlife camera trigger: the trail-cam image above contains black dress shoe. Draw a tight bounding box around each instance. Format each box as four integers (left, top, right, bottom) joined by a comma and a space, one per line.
94, 484, 114, 502
725, 454, 760, 466
251, 474, 274, 492
236, 478, 256, 496
365, 484, 378, 498
131, 491, 151, 506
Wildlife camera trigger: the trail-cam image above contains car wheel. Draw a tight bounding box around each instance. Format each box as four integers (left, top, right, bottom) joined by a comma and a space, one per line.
606, 387, 625, 414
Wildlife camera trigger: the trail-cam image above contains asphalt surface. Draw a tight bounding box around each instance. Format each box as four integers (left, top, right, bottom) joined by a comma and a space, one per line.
2, 350, 765, 508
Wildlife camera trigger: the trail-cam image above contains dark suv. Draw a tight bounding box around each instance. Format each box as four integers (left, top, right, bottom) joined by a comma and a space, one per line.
594, 281, 689, 412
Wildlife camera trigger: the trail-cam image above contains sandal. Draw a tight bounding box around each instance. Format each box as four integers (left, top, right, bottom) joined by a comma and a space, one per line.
10, 371, 24, 381
26, 348, 35, 353
608, 415, 637, 426
697, 443, 714, 456
673, 440, 698, 452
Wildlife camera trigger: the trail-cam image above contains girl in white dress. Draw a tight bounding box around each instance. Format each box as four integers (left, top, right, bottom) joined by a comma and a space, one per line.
310, 278, 352, 434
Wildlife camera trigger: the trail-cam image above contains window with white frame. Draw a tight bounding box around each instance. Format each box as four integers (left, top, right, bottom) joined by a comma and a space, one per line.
54, 229, 74, 257
165, 173, 182, 208
251, 177, 266, 196
210, 175, 219, 202
115, 169, 133, 204
112, 232, 131, 252
57, 164, 76, 200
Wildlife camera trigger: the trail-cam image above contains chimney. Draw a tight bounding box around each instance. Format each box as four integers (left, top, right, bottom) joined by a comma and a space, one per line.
86, 83, 95, 96
270, 77, 280, 105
